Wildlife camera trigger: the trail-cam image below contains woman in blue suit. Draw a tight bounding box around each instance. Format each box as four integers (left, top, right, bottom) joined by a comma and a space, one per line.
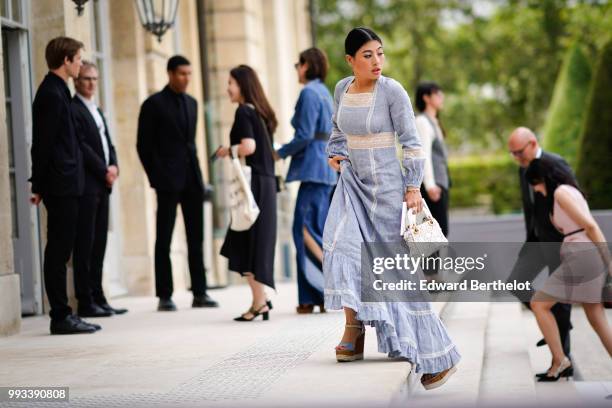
275, 48, 337, 314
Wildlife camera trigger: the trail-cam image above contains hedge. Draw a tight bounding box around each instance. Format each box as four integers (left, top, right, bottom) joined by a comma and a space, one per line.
576, 39, 612, 210
542, 43, 592, 167
448, 155, 522, 214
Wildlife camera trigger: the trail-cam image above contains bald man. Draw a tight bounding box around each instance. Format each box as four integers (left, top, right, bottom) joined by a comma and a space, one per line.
507, 127, 575, 375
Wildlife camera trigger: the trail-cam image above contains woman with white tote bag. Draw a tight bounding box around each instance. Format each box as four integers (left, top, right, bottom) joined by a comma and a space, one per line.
216, 65, 278, 322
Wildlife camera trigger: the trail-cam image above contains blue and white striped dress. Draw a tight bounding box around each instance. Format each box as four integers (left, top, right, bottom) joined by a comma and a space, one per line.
323, 75, 460, 374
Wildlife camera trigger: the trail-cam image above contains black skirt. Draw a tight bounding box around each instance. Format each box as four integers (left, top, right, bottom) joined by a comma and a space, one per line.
220, 173, 277, 289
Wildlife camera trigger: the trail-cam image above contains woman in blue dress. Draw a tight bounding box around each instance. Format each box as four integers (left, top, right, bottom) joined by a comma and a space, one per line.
275, 48, 337, 314
323, 27, 460, 390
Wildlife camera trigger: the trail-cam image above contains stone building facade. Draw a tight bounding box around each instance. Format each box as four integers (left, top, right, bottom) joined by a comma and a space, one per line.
0, 0, 313, 336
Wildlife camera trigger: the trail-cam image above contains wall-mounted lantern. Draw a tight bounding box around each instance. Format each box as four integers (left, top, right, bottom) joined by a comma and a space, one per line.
72, 0, 89, 16
135, 0, 179, 43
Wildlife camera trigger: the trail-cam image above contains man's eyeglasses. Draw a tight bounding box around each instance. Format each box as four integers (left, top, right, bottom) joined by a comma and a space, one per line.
78, 76, 98, 82
509, 140, 531, 157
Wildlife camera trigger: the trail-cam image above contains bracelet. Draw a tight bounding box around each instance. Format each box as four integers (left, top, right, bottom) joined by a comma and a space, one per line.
405, 187, 420, 193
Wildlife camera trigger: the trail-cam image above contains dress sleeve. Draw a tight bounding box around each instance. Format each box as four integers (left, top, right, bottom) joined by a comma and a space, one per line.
387, 79, 425, 190
325, 79, 349, 158
230, 105, 255, 146
415, 115, 436, 190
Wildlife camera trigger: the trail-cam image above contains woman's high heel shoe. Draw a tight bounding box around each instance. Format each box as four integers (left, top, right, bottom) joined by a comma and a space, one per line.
266, 299, 273, 310
535, 366, 573, 379
234, 304, 270, 322
335, 324, 365, 362
538, 357, 572, 382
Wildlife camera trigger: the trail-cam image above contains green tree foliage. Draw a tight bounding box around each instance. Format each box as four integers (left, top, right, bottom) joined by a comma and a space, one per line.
449, 155, 521, 214
315, 0, 612, 153
576, 40, 612, 209
542, 43, 592, 166
314, 0, 612, 211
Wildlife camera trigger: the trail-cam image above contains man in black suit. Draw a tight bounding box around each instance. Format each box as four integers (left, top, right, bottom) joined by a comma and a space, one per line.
137, 55, 217, 311
507, 127, 573, 374
72, 61, 128, 318
29, 37, 99, 335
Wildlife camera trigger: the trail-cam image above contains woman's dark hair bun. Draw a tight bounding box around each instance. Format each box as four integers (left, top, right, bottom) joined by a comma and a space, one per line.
345, 27, 382, 57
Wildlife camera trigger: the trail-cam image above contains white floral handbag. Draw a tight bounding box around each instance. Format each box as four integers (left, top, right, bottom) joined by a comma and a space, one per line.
401, 199, 448, 257
227, 146, 260, 231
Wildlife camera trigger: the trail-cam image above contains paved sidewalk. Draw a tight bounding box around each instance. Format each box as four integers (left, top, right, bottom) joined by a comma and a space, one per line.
0, 282, 417, 407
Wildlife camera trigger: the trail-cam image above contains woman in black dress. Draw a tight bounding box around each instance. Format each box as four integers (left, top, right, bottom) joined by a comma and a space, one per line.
217, 65, 277, 321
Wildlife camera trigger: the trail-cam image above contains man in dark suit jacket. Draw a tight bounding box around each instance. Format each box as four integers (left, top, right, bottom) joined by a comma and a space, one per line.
29, 37, 99, 335
137, 55, 217, 311
507, 127, 573, 374
72, 61, 128, 319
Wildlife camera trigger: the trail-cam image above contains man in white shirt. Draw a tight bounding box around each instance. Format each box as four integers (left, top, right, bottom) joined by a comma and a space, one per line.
72, 61, 127, 319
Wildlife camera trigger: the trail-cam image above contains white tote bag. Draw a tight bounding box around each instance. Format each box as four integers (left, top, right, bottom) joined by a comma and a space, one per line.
401, 199, 448, 257
227, 146, 260, 231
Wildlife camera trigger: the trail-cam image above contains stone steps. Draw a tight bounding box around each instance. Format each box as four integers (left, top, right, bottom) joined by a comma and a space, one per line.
479, 303, 537, 405
569, 306, 612, 380
257, 312, 412, 408
522, 306, 582, 407
407, 301, 491, 407
523, 305, 612, 407
404, 300, 611, 407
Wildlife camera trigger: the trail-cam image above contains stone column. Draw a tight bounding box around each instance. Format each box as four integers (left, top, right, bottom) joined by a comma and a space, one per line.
0, 28, 21, 336
107, 1, 156, 295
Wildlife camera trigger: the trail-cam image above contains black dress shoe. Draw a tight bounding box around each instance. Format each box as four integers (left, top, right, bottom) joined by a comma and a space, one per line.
99, 303, 128, 315
50, 315, 97, 335
158, 298, 177, 311
192, 294, 219, 308
78, 303, 113, 318
73, 315, 101, 330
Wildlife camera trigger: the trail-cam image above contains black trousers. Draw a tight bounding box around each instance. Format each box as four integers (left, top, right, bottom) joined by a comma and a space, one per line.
507, 241, 572, 356
73, 192, 110, 308
42, 196, 80, 320
421, 185, 449, 276
155, 187, 207, 299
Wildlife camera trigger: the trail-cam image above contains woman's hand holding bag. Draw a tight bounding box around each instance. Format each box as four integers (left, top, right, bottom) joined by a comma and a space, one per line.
401, 199, 448, 257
